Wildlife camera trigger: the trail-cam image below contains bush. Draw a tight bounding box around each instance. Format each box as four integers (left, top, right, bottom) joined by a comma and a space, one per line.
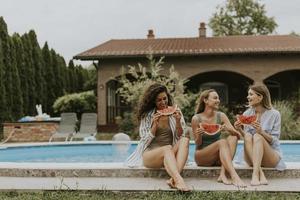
116, 55, 192, 138
273, 100, 300, 140
52, 91, 97, 117
118, 112, 139, 139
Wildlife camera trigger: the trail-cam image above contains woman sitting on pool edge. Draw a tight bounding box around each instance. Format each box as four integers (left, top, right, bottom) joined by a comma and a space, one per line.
191, 89, 246, 187
125, 83, 190, 192
234, 84, 286, 186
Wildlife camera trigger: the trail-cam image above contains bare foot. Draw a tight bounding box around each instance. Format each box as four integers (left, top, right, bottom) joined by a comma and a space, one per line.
174, 177, 191, 192
259, 168, 268, 185
251, 174, 260, 186
232, 176, 247, 188
166, 178, 175, 188
217, 174, 232, 185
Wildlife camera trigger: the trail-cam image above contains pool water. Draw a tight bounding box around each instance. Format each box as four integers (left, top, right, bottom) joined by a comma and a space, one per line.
0, 143, 299, 163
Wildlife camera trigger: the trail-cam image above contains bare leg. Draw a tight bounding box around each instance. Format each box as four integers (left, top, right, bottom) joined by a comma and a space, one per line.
251, 134, 280, 186
244, 133, 254, 166
143, 145, 189, 191
195, 139, 246, 187
167, 137, 189, 188
218, 135, 238, 185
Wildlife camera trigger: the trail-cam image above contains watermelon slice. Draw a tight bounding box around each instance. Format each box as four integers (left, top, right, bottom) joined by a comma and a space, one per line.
200, 123, 221, 135
157, 105, 178, 116
238, 115, 257, 125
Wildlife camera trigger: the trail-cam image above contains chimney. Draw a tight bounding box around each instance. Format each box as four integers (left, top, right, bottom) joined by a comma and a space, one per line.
147, 29, 155, 39
198, 22, 206, 38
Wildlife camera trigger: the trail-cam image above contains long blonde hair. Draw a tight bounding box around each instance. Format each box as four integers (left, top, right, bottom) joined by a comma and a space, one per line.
195, 89, 216, 114
249, 84, 272, 110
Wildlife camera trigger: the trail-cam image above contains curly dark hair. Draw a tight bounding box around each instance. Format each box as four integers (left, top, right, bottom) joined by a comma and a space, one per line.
137, 83, 173, 121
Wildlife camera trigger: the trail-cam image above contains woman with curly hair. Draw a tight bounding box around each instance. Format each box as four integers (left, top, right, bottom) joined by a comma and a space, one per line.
125, 83, 190, 191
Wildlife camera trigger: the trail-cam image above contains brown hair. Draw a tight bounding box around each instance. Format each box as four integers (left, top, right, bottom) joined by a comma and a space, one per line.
249, 84, 272, 110
137, 83, 173, 121
195, 89, 216, 114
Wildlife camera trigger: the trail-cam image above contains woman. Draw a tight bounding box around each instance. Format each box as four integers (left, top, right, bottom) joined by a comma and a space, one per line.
234, 84, 286, 186
191, 89, 246, 187
125, 83, 190, 191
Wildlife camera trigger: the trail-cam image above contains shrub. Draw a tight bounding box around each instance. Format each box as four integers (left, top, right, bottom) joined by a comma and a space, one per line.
52, 91, 97, 117
273, 100, 300, 140
118, 112, 139, 139
116, 55, 192, 138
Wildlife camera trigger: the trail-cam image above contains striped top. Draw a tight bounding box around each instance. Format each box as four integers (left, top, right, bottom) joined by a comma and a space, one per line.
125, 108, 186, 167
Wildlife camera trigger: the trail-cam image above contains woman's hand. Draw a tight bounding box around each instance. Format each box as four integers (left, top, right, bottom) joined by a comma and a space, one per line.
151, 113, 161, 134
173, 109, 182, 123
251, 121, 263, 134
196, 124, 206, 136
222, 123, 241, 139
234, 115, 243, 131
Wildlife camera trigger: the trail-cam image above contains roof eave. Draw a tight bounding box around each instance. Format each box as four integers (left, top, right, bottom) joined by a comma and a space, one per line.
73, 51, 300, 60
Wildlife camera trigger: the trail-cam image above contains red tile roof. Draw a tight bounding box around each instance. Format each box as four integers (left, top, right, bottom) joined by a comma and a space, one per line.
74, 35, 300, 60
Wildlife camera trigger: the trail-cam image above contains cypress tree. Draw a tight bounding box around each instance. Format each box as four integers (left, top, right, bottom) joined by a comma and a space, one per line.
50, 49, 63, 98
9, 37, 23, 120
0, 17, 12, 120
0, 38, 7, 123
68, 60, 77, 93
57, 55, 67, 94
21, 33, 36, 115
42, 42, 56, 114
12, 33, 29, 115
28, 30, 46, 107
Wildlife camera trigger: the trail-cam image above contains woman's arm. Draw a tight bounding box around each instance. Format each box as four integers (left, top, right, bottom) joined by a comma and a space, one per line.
191, 115, 203, 146
173, 110, 185, 137
221, 113, 241, 138
234, 116, 246, 138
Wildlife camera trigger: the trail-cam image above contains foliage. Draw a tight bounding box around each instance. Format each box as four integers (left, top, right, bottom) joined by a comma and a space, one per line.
0, 17, 91, 125
116, 55, 192, 137
209, 0, 277, 36
53, 91, 96, 116
117, 55, 190, 108
118, 112, 138, 139
273, 100, 300, 140
180, 91, 198, 124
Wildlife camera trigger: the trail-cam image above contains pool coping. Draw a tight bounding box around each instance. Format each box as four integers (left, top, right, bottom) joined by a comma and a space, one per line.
0, 141, 300, 179
1, 140, 300, 148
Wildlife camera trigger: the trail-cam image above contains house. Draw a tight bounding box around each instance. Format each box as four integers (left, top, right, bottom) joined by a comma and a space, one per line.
74, 23, 300, 131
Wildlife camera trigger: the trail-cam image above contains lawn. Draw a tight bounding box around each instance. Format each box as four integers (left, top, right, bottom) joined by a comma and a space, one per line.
1, 191, 300, 200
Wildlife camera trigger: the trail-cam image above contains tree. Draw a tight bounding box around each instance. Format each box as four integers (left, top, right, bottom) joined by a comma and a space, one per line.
21, 33, 36, 115
28, 30, 46, 106
209, 0, 277, 36
0, 39, 7, 124
9, 37, 23, 120
117, 55, 190, 109
0, 17, 12, 120
42, 42, 56, 114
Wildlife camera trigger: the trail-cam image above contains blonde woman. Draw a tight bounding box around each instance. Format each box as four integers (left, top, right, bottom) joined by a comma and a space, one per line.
234, 84, 286, 186
191, 89, 246, 187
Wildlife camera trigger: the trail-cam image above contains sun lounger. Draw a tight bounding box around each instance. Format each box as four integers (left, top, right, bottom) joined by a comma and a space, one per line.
49, 112, 77, 142
70, 113, 97, 141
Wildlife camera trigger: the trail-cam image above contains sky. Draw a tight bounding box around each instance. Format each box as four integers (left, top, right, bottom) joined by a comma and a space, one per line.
0, 0, 299, 66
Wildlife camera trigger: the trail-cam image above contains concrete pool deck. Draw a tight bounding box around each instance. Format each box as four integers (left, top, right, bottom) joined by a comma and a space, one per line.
0, 142, 300, 192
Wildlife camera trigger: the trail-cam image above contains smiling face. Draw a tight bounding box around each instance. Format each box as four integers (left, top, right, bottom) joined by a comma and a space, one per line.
155, 92, 168, 110
247, 89, 263, 107
204, 91, 220, 110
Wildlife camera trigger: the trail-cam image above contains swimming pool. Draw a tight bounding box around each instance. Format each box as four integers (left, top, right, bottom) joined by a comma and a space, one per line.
0, 142, 299, 163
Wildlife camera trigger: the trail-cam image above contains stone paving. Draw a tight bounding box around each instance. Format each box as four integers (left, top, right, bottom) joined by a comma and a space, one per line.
0, 177, 299, 192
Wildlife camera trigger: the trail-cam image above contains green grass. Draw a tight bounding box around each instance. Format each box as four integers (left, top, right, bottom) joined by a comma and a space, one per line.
0, 191, 299, 200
